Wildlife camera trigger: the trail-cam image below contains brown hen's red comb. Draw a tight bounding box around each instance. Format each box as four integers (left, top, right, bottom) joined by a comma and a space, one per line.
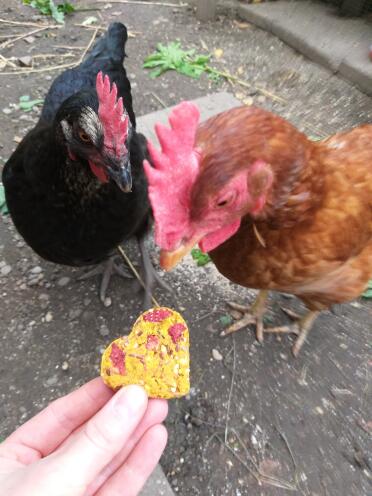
143, 101, 201, 250
96, 71, 129, 157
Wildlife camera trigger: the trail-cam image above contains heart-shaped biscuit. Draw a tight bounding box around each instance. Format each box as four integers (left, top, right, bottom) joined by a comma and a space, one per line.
101, 307, 190, 399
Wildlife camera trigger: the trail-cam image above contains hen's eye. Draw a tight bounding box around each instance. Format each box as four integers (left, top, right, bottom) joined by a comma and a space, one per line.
216, 193, 234, 207
79, 130, 91, 143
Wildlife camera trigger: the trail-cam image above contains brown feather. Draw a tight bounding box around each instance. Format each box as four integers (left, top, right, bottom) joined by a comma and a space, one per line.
195, 108, 372, 310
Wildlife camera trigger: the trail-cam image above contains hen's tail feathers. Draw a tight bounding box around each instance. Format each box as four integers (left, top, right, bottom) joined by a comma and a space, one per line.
81, 22, 128, 68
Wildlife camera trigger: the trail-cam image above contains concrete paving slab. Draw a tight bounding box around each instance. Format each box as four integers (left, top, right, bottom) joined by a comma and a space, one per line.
137, 91, 240, 143
238, 0, 372, 95
141, 464, 175, 496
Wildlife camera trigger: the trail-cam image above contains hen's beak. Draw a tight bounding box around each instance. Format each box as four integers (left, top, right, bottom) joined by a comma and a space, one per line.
160, 237, 201, 271
105, 155, 132, 193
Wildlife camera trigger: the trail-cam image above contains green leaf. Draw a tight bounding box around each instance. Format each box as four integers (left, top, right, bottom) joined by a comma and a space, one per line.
81, 16, 98, 26
50, 0, 65, 23
22, 0, 75, 23
191, 248, 211, 267
144, 41, 212, 81
19, 96, 44, 112
362, 280, 372, 298
0, 184, 8, 216
219, 314, 233, 327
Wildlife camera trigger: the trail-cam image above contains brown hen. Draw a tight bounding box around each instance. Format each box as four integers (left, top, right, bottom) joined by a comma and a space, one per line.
144, 102, 372, 355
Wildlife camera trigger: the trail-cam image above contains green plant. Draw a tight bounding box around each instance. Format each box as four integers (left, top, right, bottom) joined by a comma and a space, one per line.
362, 280, 372, 299
143, 41, 220, 81
22, 0, 75, 24
0, 184, 8, 215
19, 95, 44, 112
191, 248, 212, 267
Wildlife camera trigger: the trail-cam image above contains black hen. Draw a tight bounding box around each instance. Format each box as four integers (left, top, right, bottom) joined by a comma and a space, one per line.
2, 22, 165, 306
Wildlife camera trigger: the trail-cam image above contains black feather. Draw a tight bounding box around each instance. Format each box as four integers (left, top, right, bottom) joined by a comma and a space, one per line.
2, 22, 150, 268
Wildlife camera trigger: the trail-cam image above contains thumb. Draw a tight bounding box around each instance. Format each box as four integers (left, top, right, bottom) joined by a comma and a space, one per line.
47, 385, 148, 492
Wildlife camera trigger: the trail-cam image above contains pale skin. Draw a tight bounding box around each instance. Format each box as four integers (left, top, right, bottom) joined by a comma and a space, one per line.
0, 379, 168, 496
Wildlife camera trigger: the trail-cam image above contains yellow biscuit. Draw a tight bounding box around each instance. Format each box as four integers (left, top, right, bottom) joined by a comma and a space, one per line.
101, 307, 190, 399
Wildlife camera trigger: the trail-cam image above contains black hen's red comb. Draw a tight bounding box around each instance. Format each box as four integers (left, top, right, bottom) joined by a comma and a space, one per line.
96, 71, 129, 157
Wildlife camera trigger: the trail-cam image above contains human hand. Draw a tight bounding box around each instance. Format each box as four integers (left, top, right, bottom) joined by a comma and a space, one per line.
0, 378, 168, 496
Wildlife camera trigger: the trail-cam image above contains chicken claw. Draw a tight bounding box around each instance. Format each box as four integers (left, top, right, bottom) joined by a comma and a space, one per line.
264, 310, 319, 357
78, 256, 133, 304
221, 290, 268, 342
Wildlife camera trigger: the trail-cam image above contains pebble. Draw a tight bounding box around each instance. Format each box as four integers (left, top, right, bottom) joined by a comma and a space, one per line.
30, 266, 43, 274
99, 324, 110, 337
61, 361, 69, 371
45, 375, 58, 386
18, 56, 32, 67
24, 36, 36, 44
103, 297, 112, 307
212, 348, 223, 361
57, 276, 70, 287
0, 265, 12, 276
83, 297, 91, 306
69, 308, 82, 320
45, 311, 53, 322
2, 108, 12, 115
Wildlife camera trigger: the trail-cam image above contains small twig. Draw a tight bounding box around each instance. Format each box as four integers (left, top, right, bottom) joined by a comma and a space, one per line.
206, 66, 286, 104
0, 26, 55, 50
117, 245, 160, 307
0, 54, 16, 68
274, 425, 299, 478
52, 44, 86, 50
216, 434, 261, 483
96, 0, 187, 6
150, 91, 167, 108
74, 27, 99, 67
0, 34, 24, 40
231, 428, 298, 491
195, 305, 220, 322
0, 63, 73, 75
32, 53, 75, 59
0, 18, 53, 28
0, 28, 98, 75
74, 23, 105, 31
224, 338, 236, 443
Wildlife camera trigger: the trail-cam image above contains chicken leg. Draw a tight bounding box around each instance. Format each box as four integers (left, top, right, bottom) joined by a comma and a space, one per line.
137, 234, 173, 309
221, 290, 319, 356
221, 290, 268, 342
78, 256, 133, 304
264, 310, 319, 357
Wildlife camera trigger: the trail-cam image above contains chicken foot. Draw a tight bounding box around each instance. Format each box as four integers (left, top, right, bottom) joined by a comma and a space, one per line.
221, 290, 319, 356
264, 310, 319, 357
221, 290, 268, 342
78, 256, 133, 304
137, 235, 174, 309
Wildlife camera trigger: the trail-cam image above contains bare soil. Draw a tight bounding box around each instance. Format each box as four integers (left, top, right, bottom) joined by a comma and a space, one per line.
0, 1, 371, 495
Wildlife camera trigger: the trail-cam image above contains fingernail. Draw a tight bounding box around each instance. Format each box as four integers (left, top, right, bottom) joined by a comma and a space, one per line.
114, 385, 147, 416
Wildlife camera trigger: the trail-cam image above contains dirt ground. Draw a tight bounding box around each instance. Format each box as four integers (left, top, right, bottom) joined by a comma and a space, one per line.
0, 1, 371, 495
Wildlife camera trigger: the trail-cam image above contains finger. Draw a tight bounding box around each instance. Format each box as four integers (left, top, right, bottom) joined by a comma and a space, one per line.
86, 399, 168, 495
96, 424, 168, 496
4, 378, 113, 462
46, 385, 148, 489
